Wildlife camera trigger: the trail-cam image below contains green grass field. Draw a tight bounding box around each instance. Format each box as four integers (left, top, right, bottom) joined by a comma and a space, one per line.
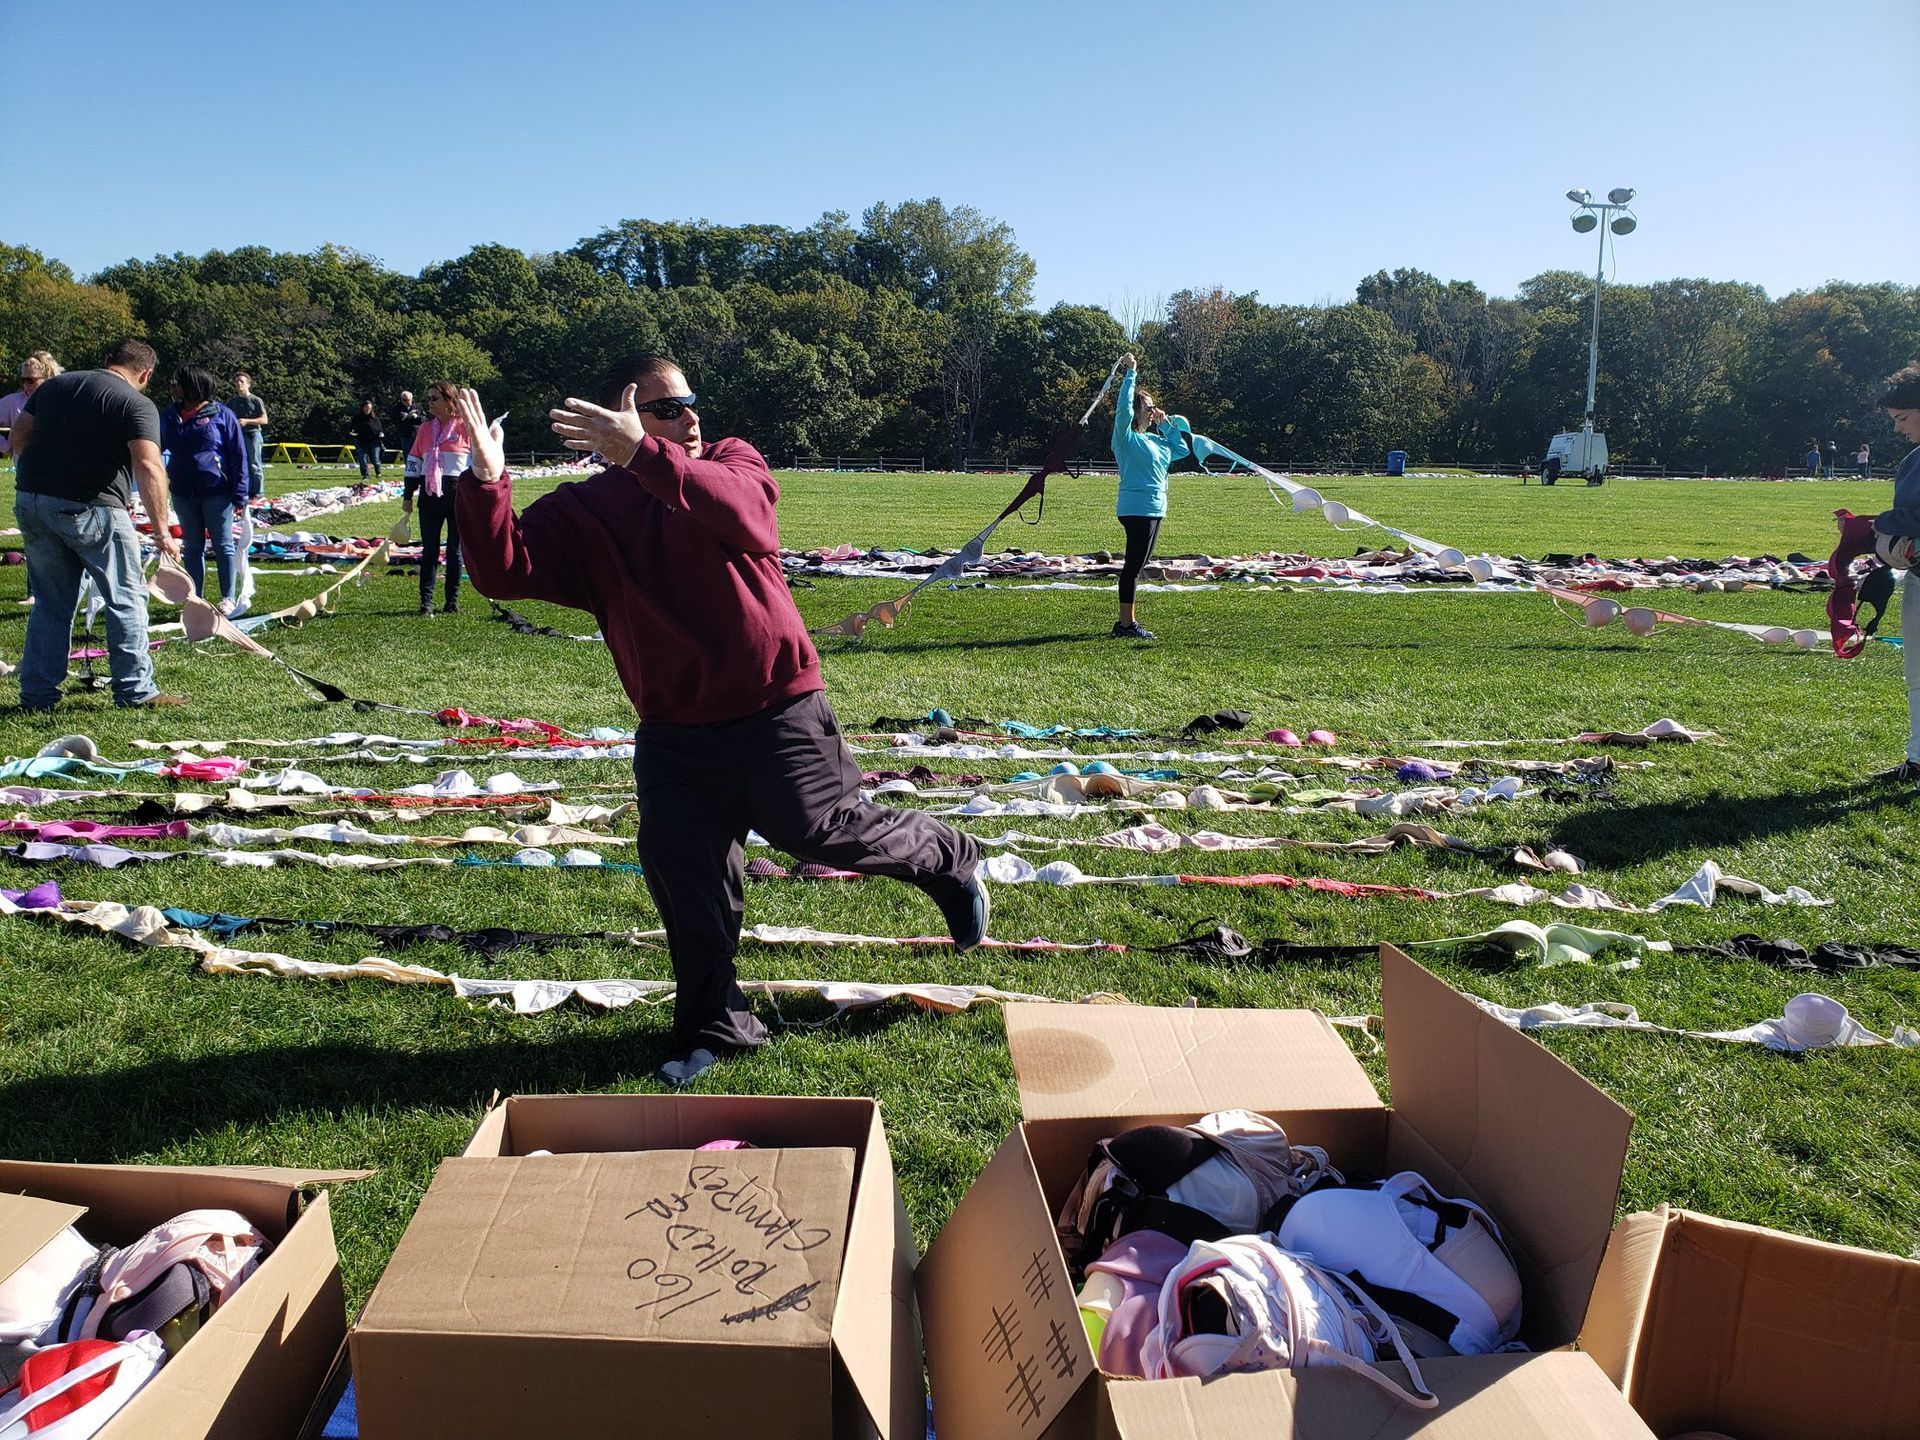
1, 462, 1916, 1310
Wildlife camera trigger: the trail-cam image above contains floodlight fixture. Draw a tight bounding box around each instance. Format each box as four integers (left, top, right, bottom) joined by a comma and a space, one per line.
1560, 187, 1642, 441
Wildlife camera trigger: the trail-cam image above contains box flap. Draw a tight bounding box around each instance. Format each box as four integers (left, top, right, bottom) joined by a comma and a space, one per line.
828, 1104, 924, 1440
1577, 1206, 1673, 1391
0, 1193, 88, 1287
1582, 1208, 1920, 1440
0, 1161, 313, 1243
1004, 1002, 1382, 1123
1101, 1352, 1656, 1438
359, 1151, 852, 1346
463, 1092, 881, 1159
180, 1166, 373, 1187
919, 1131, 1091, 1440
1379, 945, 1632, 1347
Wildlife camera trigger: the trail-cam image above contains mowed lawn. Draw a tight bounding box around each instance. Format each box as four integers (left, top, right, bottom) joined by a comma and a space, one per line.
1, 461, 1916, 1312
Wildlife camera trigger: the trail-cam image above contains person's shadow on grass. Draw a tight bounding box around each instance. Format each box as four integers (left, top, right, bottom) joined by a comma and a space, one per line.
1551, 780, 1915, 865
0, 999, 917, 1164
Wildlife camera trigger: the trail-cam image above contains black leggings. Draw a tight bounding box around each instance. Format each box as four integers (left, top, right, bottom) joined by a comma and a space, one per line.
418, 491, 462, 606
1118, 515, 1162, 605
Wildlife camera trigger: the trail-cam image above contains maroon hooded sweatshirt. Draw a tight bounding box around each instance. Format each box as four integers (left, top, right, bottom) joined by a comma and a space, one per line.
455, 435, 822, 725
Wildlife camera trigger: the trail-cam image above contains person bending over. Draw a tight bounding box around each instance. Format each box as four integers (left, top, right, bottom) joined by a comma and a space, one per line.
1108, 352, 1186, 640
9, 339, 183, 709
453, 353, 990, 1084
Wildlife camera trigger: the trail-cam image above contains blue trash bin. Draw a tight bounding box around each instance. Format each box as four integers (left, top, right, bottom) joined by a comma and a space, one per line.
1385, 450, 1407, 476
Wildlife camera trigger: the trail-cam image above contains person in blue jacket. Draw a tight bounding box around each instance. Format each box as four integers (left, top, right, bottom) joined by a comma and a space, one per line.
159, 364, 251, 614
1108, 352, 1187, 640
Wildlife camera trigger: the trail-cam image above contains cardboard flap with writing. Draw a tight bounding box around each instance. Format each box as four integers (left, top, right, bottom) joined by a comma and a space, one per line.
919, 1131, 1089, 1440
1581, 1209, 1920, 1440
828, 1103, 923, 1440
362, 1151, 852, 1345
0, 1193, 88, 1287
1101, 1353, 1656, 1439
1379, 945, 1632, 1347
1004, 1002, 1383, 1123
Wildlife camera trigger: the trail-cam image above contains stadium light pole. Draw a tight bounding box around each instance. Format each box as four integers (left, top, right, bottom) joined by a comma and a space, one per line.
1565, 187, 1638, 433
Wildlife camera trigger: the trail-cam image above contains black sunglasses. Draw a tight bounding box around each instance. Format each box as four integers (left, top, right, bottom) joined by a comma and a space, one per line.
635, 393, 697, 420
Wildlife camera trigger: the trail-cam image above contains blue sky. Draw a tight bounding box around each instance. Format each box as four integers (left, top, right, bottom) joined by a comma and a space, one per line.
12, 0, 1916, 310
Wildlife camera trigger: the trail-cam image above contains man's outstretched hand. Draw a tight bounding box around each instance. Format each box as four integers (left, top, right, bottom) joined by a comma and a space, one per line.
454, 388, 506, 483
550, 385, 645, 468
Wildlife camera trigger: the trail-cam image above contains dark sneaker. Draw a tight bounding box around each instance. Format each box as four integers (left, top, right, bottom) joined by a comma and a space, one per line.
1875, 760, 1920, 784
442, 599, 460, 614
418, 602, 433, 616
1111, 620, 1156, 640
655, 1048, 720, 1087
939, 868, 992, 953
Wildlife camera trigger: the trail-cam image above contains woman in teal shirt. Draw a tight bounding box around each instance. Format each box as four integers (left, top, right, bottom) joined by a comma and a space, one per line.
1109, 353, 1185, 639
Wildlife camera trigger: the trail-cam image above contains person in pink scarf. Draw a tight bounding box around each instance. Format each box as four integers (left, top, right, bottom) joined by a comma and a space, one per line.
405, 380, 471, 615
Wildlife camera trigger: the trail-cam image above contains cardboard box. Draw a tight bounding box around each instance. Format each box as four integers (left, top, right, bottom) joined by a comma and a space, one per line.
0, 1160, 363, 1440
1582, 1205, 1920, 1439
350, 1093, 922, 1440
919, 944, 1655, 1438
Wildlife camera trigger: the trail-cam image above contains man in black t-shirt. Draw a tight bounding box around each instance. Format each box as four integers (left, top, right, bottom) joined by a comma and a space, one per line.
10, 339, 184, 709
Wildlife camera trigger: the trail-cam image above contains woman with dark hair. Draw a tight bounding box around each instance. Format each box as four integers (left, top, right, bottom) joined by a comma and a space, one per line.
1107, 352, 1186, 640
350, 398, 384, 479
407, 380, 471, 614
159, 364, 250, 613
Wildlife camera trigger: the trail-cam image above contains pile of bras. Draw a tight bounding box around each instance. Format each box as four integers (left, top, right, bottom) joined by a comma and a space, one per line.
1060, 1110, 1522, 1410
0, 1209, 270, 1435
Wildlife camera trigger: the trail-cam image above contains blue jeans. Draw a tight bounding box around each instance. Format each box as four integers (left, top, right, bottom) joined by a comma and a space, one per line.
357, 443, 383, 478
244, 428, 264, 495
173, 492, 238, 601
13, 492, 157, 708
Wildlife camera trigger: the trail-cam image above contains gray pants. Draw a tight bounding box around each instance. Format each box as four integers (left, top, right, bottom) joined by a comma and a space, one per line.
13, 493, 156, 708
634, 690, 980, 1051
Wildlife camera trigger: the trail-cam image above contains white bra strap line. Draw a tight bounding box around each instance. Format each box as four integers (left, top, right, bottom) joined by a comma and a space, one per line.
1078, 358, 1125, 429
1315, 1341, 1442, 1410
1319, 1266, 1440, 1408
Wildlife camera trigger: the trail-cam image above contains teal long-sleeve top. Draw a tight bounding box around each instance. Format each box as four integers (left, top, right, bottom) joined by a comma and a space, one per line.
1110, 368, 1186, 518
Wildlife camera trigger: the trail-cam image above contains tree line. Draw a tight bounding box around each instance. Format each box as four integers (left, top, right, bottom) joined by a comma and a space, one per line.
3, 199, 1915, 474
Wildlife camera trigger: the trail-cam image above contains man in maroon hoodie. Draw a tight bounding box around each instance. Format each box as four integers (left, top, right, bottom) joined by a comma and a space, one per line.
453, 357, 987, 1084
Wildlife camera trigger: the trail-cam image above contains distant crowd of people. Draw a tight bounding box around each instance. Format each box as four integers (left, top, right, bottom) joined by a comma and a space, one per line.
1804, 438, 1876, 478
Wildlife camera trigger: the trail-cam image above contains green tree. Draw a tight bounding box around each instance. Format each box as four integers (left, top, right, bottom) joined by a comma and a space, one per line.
0, 245, 137, 375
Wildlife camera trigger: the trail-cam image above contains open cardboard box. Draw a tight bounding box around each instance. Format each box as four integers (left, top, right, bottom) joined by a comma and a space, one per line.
0, 1160, 363, 1439
919, 944, 1656, 1438
1582, 1205, 1920, 1439
349, 1093, 922, 1440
